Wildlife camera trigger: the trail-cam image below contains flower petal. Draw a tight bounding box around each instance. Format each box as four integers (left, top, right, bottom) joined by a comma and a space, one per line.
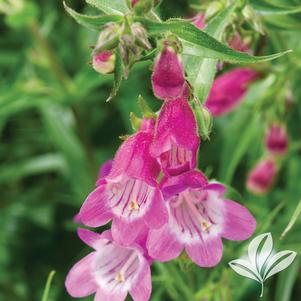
65, 252, 97, 298
77, 228, 101, 249
144, 189, 168, 229
161, 170, 208, 200
130, 258, 152, 301
79, 185, 113, 227
186, 236, 223, 267
111, 217, 145, 246
221, 199, 256, 241
147, 226, 183, 261
94, 288, 127, 301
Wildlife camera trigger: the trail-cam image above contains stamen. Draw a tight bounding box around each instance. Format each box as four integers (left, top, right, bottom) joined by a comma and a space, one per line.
184, 193, 212, 233
115, 271, 125, 283
128, 199, 140, 211
115, 252, 138, 283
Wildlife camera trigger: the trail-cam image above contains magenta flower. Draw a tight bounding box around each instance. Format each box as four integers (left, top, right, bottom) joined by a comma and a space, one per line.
151, 46, 187, 100
247, 158, 277, 195
98, 159, 113, 179
147, 170, 256, 267
78, 118, 168, 246
265, 123, 288, 156
92, 50, 115, 75
205, 68, 258, 116
150, 96, 200, 176
193, 13, 206, 30
65, 228, 151, 301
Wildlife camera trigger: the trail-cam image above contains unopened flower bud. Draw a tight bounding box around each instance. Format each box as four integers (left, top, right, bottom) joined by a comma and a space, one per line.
193, 104, 213, 140
92, 51, 115, 74
131, 23, 152, 50
193, 13, 206, 30
265, 123, 288, 156
246, 158, 277, 195
151, 45, 186, 100
94, 23, 121, 54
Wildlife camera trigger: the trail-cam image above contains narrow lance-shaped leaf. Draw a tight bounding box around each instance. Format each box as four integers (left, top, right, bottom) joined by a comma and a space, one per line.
184, 6, 235, 102
137, 18, 291, 63
250, 0, 301, 15
281, 199, 301, 239
63, 2, 123, 31
263, 251, 297, 281
86, 0, 129, 15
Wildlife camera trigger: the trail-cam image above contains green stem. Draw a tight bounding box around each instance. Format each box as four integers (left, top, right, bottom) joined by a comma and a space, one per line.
260, 281, 264, 298
41, 271, 56, 301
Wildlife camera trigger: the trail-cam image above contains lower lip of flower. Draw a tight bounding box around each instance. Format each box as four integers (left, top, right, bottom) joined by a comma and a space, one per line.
169, 190, 217, 240
107, 178, 154, 220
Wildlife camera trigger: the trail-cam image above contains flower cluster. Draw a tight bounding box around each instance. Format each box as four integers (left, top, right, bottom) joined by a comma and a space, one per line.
247, 122, 289, 195
65, 38, 256, 301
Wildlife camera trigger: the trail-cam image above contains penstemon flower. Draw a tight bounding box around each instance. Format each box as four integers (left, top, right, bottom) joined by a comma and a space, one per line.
151, 46, 187, 101
265, 122, 288, 156
65, 228, 152, 301
205, 68, 258, 116
150, 95, 200, 176
78, 118, 168, 246
92, 51, 116, 75
247, 158, 277, 195
147, 170, 256, 267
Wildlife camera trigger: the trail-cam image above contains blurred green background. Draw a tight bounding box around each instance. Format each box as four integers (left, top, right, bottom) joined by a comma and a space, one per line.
1, 0, 301, 300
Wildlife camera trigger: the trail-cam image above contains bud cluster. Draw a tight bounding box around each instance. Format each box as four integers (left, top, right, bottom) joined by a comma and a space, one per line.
92, 19, 152, 76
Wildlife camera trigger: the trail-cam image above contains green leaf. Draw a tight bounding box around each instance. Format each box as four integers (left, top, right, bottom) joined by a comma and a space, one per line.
86, 0, 129, 15
183, 6, 234, 102
63, 2, 123, 31
137, 18, 291, 63
281, 199, 301, 240
251, 0, 301, 15
41, 271, 56, 301
219, 112, 260, 184
107, 47, 124, 102
264, 14, 301, 30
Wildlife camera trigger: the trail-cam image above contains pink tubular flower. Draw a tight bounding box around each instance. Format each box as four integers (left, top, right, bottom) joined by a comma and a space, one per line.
247, 158, 277, 195
147, 170, 256, 267
78, 118, 168, 246
151, 46, 187, 100
150, 96, 200, 176
265, 123, 288, 156
65, 229, 151, 301
205, 68, 258, 116
92, 51, 115, 74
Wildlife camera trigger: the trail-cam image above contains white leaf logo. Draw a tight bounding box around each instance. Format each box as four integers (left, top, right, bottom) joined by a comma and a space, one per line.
229, 233, 297, 297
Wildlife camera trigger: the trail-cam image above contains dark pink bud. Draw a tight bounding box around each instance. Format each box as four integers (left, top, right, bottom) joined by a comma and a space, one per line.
246, 158, 277, 195
265, 123, 288, 156
151, 46, 187, 101
228, 33, 251, 54
132, 0, 139, 6
193, 13, 206, 30
205, 68, 258, 116
92, 50, 115, 74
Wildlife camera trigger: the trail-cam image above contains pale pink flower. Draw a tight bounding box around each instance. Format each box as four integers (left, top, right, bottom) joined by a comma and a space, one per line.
65, 229, 152, 301
147, 170, 256, 267
92, 51, 115, 74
